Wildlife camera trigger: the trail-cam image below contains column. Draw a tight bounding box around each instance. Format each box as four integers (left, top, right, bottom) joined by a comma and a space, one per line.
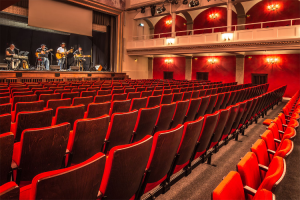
148, 57, 153, 79
237, 15, 246, 30
236, 55, 245, 84
171, 12, 176, 37
227, 0, 232, 32
185, 57, 192, 80
150, 27, 155, 39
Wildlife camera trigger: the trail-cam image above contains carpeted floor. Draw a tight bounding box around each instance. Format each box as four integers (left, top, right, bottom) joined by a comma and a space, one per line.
153, 100, 295, 200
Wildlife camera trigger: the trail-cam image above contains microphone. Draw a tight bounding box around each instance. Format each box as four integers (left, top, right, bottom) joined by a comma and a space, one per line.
15, 48, 19, 50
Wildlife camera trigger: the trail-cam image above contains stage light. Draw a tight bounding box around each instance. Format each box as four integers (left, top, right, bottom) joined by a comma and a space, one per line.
166, 20, 172, 25
194, 0, 199, 6
157, 4, 166, 14
267, 57, 278, 64
141, 7, 145, 13
151, 5, 156, 16
189, 0, 195, 7
208, 58, 217, 64
267, 4, 279, 11
183, 0, 188, 4
209, 13, 218, 19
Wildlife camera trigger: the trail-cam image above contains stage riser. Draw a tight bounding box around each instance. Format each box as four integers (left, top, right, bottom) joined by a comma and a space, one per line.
0, 71, 128, 83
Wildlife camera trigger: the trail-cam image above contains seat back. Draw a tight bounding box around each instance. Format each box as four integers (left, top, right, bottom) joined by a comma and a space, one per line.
195, 96, 210, 119
154, 103, 176, 133
72, 96, 94, 111
191, 90, 200, 98
260, 130, 276, 153
127, 92, 141, 100
86, 102, 111, 118
30, 153, 106, 199
174, 117, 204, 173
161, 94, 173, 105
141, 91, 152, 98
239, 100, 253, 126
130, 97, 147, 111
15, 109, 53, 142
94, 94, 112, 103
61, 92, 80, 103
251, 139, 270, 179
185, 98, 202, 122
47, 98, 72, 117
152, 90, 163, 96
172, 92, 183, 102
0, 93, 10, 98
237, 152, 262, 196
163, 89, 172, 94
212, 171, 246, 200
205, 94, 218, 114
0, 97, 10, 105
274, 139, 294, 158
18, 123, 71, 182
54, 105, 85, 130
12, 91, 34, 97
98, 90, 111, 96
71, 116, 110, 164
0, 103, 11, 115
206, 89, 212, 96
125, 88, 136, 93
199, 89, 206, 97
146, 95, 162, 108
112, 89, 124, 94
39, 93, 61, 107
171, 100, 190, 129
0, 114, 11, 134
220, 92, 231, 109
110, 99, 131, 116
112, 93, 127, 101
14, 100, 44, 122
195, 112, 219, 159
81, 91, 96, 98
220, 104, 239, 141
232, 102, 246, 132
12, 95, 37, 110
0, 182, 19, 200
144, 125, 184, 192
172, 88, 180, 93
182, 91, 192, 101
209, 108, 230, 148
133, 107, 160, 142
0, 133, 14, 185
213, 93, 225, 113
226, 91, 236, 107
245, 98, 258, 123
104, 110, 139, 153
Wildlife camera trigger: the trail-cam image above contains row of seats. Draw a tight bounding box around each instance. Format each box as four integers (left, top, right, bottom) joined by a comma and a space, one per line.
213, 88, 297, 200
0, 84, 284, 200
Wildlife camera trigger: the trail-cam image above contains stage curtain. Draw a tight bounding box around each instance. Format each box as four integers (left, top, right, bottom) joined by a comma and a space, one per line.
93, 11, 111, 26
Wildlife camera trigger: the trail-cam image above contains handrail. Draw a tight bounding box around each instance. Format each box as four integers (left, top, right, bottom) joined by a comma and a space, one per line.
132, 18, 300, 41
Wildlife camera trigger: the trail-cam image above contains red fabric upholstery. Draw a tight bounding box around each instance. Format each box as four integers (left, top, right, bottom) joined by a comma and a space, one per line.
274, 139, 293, 158
263, 119, 273, 126
251, 139, 270, 179
253, 189, 274, 200
0, 181, 18, 194
212, 171, 245, 200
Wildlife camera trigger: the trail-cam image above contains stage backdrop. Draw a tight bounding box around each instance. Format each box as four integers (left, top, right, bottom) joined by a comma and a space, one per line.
0, 25, 111, 71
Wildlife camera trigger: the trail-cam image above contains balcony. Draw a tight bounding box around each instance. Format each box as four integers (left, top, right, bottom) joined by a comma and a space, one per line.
127, 18, 300, 55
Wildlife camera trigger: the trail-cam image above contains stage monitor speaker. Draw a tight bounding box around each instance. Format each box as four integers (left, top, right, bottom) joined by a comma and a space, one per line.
70, 66, 79, 71
111, 73, 115, 77
16, 72, 22, 77
50, 65, 60, 71
88, 74, 91, 77
0, 63, 8, 69
55, 73, 60, 77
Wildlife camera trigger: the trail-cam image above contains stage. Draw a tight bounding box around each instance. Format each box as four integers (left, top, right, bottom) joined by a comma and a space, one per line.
0, 70, 128, 83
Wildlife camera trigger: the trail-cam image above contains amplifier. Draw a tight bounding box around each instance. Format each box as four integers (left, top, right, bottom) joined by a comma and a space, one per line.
0, 63, 8, 69
50, 65, 60, 71
70, 66, 80, 71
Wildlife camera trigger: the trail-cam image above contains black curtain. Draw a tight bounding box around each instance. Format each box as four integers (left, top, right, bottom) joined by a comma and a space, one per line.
0, 24, 110, 71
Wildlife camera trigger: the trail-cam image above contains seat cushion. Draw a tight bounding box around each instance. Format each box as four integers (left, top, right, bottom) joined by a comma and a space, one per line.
263, 119, 273, 126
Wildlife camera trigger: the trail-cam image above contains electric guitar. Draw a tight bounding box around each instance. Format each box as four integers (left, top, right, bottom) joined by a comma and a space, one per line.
35, 49, 53, 58
56, 48, 74, 60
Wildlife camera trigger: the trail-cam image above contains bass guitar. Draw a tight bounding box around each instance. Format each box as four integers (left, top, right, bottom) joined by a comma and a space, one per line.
56, 48, 74, 60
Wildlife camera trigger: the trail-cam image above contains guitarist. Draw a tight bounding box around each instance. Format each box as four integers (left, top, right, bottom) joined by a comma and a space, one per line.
36, 44, 50, 70
73, 47, 86, 71
57, 42, 67, 70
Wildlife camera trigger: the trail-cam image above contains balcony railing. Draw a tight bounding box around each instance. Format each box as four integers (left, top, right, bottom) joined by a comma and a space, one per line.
132, 18, 300, 41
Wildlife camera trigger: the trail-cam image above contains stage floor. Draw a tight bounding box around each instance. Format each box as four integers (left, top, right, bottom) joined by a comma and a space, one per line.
0, 70, 128, 83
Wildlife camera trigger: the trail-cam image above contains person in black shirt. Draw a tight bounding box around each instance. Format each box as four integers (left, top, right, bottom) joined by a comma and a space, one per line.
36, 44, 50, 70
5, 44, 20, 70
73, 47, 86, 71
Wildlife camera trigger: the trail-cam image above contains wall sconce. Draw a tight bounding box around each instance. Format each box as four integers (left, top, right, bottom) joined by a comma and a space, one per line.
209, 13, 218, 19
166, 38, 175, 45
208, 58, 217, 64
222, 33, 233, 41
267, 57, 278, 64
267, 4, 279, 11
166, 20, 172, 25
135, 59, 138, 62
165, 59, 173, 64
138, 23, 144, 27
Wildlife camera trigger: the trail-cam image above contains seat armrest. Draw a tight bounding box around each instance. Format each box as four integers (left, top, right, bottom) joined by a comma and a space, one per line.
11, 160, 18, 170
244, 185, 257, 196
267, 149, 276, 155
274, 138, 281, 143
258, 164, 269, 172
278, 130, 284, 134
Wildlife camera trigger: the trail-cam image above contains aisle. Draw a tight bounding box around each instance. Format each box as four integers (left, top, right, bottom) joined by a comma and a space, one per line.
153, 100, 287, 200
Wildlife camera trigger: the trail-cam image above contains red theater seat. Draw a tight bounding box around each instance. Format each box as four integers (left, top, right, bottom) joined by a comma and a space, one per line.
146, 95, 161, 108
109, 99, 131, 116
213, 93, 225, 113
172, 92, 183, 102
84, 102, 111, 118
12, 101, 44, 122
185, 97, 202, 122
19, 153, 105, 200
127, 92, 141, 100
61, 92, 80, 103
72, 96, 93, 112
103, 110, 139, 153
171, 100, 190, 129
81, 90, 96, 97
67, 116, 109, 165
0, 182, 19, 200
0, 97, 11, 105
0, 133, 14, 185
141, 91, 152, 98
154, 103, 176, 133
12, 123, 70, 185
195, 96, 210, 119
205, 94, 218, 114
219, 104, 239, 142
161, 94, 173, 105
39, 93, 61, 107
132, 106, 160, 143
182, 91, 192, 101
0, 114, 11, 134
46, 98, 72, 117
100, 136, 152, 200
130, 97, 147, 111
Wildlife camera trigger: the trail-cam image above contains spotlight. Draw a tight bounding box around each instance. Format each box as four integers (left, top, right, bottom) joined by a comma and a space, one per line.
162, 4, 166, 12
189, 0, 195, 7
194, 0, 199, 6
183, 0, 188, 4
150, 5, 156, 16
141, 7, 145, 13
157, 4, 166, 14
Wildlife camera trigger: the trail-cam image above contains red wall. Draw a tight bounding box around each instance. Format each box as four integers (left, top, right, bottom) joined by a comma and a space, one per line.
244, 54, 300, 98
193, 7, 237, 33
246, 0, 300, 28
153, 57, 186, 80
192, 56, 236, 83
154, 15, 187, 38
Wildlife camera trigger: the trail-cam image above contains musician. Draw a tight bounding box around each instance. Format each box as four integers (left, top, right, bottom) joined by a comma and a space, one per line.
36, 44, 50, 70
5, 44, 20, 70
57, 43, 66, 70
73, 47, 85, 71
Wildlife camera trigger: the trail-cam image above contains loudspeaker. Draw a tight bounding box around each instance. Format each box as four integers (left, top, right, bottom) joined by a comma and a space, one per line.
111, 73, 115, 77
70, 66, 79, 71
50, 65, 60, 71
16, 72, 22, 77
88, 74, 92, 77
55, 73, 60, 77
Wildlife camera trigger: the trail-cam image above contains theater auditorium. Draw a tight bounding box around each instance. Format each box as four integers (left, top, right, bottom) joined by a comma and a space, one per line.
0, 0, 299, 199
